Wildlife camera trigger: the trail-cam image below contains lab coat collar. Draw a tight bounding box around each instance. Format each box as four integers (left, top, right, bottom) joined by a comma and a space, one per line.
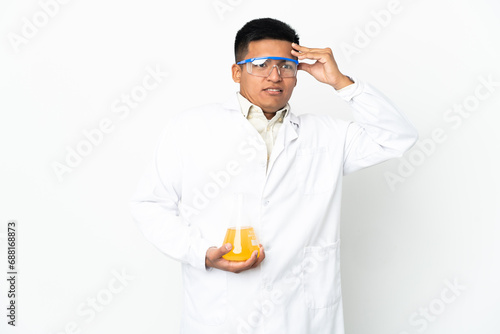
223, 93, 300, 173
235, 92, 289, 121
270, 107, 299, 167
222, 92, 300, 134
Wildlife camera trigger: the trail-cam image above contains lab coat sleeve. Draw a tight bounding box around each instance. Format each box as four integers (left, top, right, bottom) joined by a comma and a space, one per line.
130, 117, 215, 271
337, 78, 419, 175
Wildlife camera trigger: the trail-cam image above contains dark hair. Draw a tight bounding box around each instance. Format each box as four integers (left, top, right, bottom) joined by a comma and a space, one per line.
234, 18, 300, 62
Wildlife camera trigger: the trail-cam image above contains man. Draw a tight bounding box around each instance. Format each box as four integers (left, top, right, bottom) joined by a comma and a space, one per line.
131, 18, 418, 334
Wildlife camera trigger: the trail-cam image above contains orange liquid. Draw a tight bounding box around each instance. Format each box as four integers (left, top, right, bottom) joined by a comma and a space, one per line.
222, 226, 260, 261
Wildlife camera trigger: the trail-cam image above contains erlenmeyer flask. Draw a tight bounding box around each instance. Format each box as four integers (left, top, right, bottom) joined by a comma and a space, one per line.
222, 193, 260, 261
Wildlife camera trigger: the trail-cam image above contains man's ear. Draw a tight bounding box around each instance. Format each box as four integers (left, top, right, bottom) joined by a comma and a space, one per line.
232, 64, 242, 83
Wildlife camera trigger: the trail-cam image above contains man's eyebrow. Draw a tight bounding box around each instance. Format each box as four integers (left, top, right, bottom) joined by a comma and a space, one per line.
270, 58, 294, 63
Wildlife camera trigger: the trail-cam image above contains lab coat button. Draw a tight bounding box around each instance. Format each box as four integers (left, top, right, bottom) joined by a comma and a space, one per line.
265, 284, 273, 291
263, 200, 269, 206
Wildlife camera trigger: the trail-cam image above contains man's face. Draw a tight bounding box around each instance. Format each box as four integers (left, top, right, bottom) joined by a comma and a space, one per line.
232, 39, 297, 113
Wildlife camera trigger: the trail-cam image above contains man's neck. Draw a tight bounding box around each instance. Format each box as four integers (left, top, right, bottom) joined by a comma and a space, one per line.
237, 92, 289, 121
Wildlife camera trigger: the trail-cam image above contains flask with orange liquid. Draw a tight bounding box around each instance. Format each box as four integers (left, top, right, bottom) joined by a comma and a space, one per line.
222, 193, 260, 261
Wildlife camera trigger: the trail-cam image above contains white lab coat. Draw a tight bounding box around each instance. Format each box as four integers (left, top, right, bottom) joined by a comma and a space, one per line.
130, 79, 418, 334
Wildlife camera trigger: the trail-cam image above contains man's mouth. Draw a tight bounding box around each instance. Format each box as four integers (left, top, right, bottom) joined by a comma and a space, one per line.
263, 88, 283, 94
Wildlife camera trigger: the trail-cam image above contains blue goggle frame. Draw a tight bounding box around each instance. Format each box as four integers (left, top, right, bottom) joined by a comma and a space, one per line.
236, 57, 299, 65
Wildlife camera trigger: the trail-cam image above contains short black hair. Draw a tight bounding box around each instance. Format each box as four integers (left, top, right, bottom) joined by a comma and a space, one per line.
234, 18, 300, 62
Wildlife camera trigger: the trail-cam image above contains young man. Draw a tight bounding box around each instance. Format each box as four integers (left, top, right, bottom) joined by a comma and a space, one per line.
131, 18, 418, 334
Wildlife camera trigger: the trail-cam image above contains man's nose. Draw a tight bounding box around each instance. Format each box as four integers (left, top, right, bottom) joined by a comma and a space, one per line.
267, 66, 282, 82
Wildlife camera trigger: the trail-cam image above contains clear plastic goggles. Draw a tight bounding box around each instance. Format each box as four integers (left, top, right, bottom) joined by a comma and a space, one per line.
237, 57, 299, 78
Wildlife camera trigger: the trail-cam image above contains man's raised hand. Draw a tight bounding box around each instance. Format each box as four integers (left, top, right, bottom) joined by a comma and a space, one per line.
291, 43, 353, 90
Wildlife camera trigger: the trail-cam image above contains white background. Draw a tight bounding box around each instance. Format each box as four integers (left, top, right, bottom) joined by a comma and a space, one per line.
1, 0, 499, 333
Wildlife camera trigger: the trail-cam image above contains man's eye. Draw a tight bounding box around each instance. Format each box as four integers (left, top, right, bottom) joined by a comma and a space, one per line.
253, 62, 267, 68
281, 64, 293, 70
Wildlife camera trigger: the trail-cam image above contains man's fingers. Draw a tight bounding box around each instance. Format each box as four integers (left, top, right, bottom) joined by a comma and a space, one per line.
235, 249, 262, 272
292, 49, 329, 63
209, 243, 232, 261
230, 251, 259, 273
237, 247, 263, 267
245, 250, 259, 265
292, 43, 313, 52
259, 246, 265, 261
252, 247, 266, 268
257, 245, 265, 260
292, 43, 332, 55
298, 62, 313, 73
221, 243, 232, 254
209, 244, 265, 273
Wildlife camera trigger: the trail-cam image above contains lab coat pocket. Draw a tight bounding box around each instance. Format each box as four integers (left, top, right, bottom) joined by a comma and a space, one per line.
296, 147, 335, 195
302, 241, 341, 309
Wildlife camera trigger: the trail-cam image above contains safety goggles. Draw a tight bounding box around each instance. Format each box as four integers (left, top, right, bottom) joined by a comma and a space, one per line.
237, 57, 299, 78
